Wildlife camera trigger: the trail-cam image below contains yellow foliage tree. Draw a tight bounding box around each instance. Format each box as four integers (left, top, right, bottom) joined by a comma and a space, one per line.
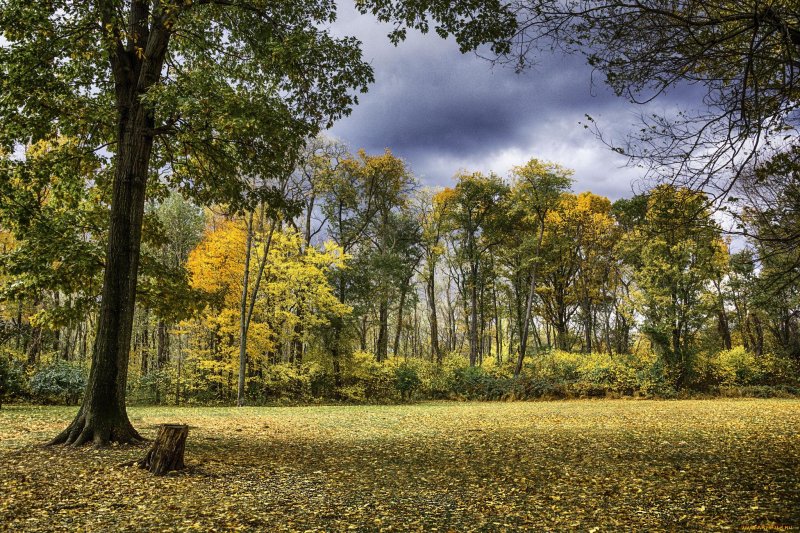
184, 218, 350, 400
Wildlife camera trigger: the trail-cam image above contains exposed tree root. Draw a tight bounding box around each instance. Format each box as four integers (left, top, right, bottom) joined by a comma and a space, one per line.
49, 411, 144, 448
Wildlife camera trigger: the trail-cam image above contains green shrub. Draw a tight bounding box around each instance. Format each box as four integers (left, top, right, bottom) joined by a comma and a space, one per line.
636, 358, 676, 398
449, 365, 511, 400
718, 385, 800, 398
757, 352, 798, 386
394, 363, 421, 401
0, 351, 26, 408
305, 362, 332, 398
128, 368, 172, 404
510, 374, 567, 400
30, 360, 86, 405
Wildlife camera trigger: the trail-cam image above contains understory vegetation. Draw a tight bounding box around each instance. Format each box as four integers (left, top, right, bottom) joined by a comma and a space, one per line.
3, 346, 797, 406
1, 401, 798, 531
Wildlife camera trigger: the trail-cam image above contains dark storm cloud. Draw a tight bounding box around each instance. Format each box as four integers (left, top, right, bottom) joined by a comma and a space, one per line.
327, 6, 696, 199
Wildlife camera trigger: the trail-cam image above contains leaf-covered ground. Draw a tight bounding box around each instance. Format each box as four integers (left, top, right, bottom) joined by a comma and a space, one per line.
1, 400, 798, 531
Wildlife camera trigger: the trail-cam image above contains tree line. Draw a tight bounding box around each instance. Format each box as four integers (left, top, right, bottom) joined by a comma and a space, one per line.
2, 139, 798, 406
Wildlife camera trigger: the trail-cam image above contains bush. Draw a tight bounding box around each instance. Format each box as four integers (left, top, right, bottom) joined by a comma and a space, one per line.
510, 374, 567, 400
535, 350, 582, 383
128, 368, 172, 404
394, 363, 421, 401
713, 347, 759, 386
718, 385, 800, 398
338, 351, 395, 402
449, 365, 511, 400
635, 358, 676, 398
757, 352, 798, 386
30, 360, 86, 405
259, 363, 313, 401
0, 351, 26, 408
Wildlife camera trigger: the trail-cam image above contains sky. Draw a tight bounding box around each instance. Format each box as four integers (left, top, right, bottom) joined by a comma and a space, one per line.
326, 6, 690, 200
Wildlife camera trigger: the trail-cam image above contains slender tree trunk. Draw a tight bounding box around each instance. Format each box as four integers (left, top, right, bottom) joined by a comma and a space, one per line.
479, 278, 486, 365
446, 277, 455, 352
52, 292, 61, 353
237, 214, 276, 406
15, 300, 23, 351
237, 213, 254, 407
531, 317, 542, 349
175, 335, 182, 406
377, 299, 389, 361
331, 325, 343, 389
393, 279, 410, 357
515, 222, 545, 376
140, 307, 150, 376
426, 271, 442, 363
358, 314, 368, 351
583, 300, 593, 353
493, 279, 501, 364
80, 320, 88, 362
27, 325, 42, 367
412, 304, 418, 359
469, 261, 479, 367
157, 320, 169, 368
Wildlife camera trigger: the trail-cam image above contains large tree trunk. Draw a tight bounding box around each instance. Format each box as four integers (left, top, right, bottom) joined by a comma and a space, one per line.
51, 19, 171, 446
51, 121, 152, 446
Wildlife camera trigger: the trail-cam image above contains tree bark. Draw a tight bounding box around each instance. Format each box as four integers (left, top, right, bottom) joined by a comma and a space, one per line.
51, 14, 172, 446
426, 273, 442, 364
376, 299, 389, 361
469, 260, 479, 367
583, 300, 593, 353
515, 220, 545, 376
157, 320, 170, 367
140, 307, 150, 376
138, 424, 188, 476
393, 279, 410, 356
237, 212, 254, 407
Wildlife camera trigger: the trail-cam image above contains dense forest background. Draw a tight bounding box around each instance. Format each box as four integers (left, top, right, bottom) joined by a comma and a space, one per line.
1, 137, 798, 405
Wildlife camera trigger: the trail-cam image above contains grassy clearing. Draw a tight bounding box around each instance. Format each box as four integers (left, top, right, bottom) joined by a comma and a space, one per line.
1, 400, 799, 531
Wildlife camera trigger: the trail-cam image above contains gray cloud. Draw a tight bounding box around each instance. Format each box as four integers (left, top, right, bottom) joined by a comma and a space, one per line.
327, 6, 696, 200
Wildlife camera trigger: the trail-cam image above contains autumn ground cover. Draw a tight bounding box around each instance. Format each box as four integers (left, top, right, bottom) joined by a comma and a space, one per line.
0, 400, 798, 532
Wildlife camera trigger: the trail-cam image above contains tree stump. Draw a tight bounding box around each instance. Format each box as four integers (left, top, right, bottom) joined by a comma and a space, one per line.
138, 424, 188, 476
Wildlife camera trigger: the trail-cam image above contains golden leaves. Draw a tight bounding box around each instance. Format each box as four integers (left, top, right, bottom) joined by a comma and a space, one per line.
1, 400, 799, 531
